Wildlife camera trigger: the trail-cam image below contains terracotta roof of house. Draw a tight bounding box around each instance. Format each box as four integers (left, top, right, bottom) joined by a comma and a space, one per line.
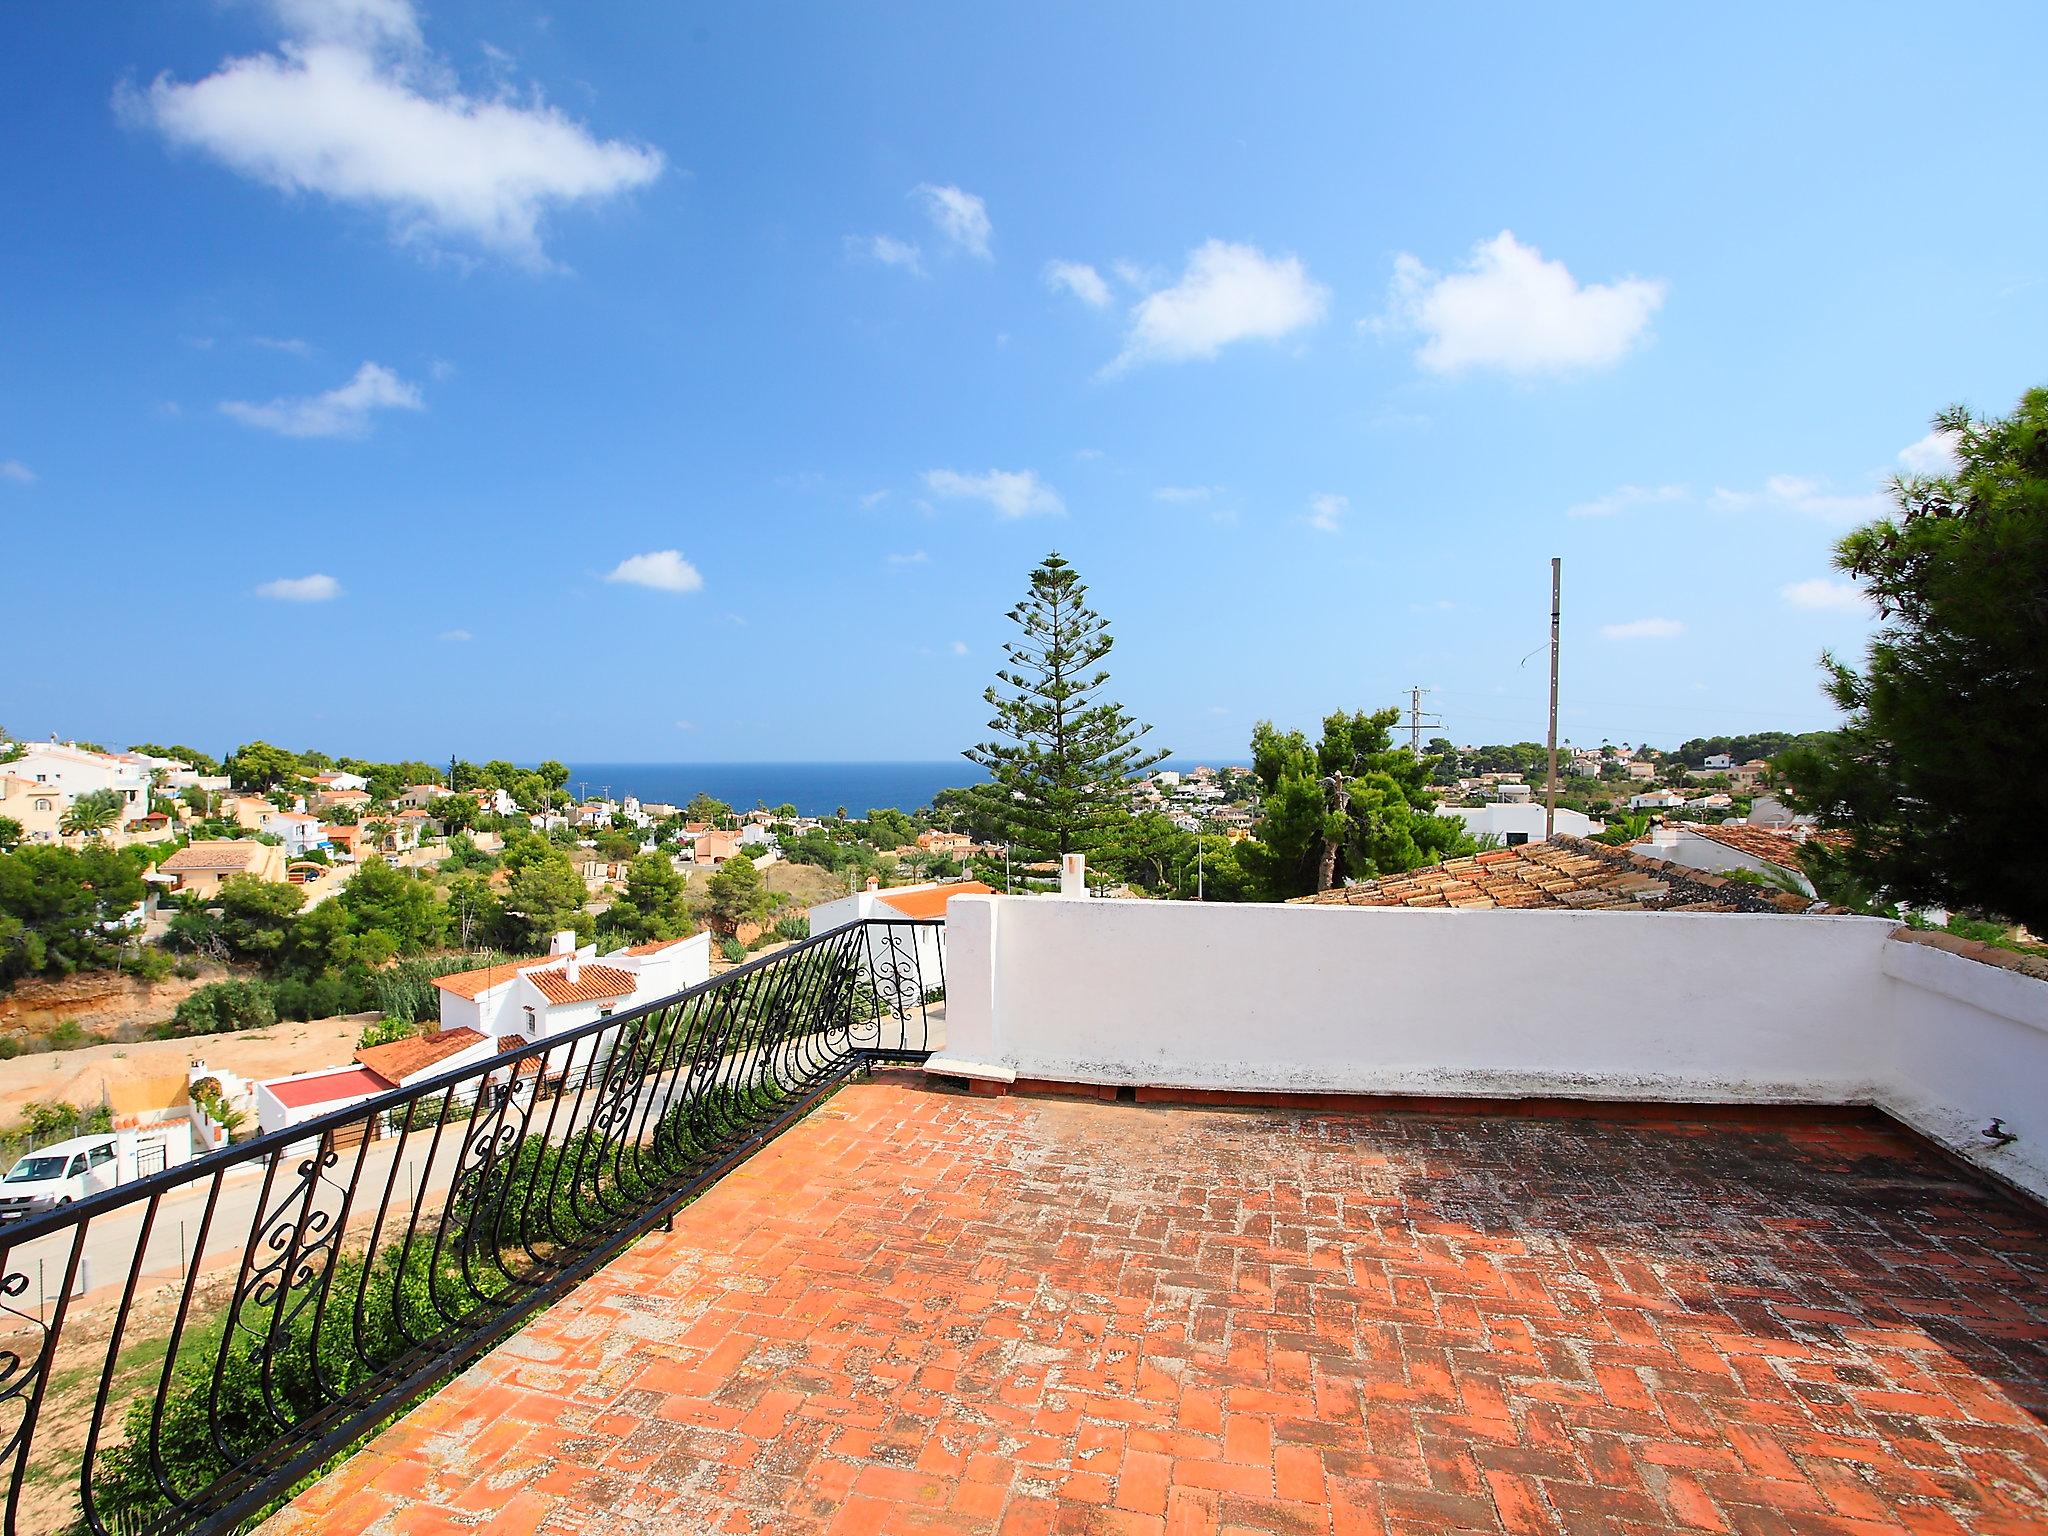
494, 1033, 546, 1077
355, 1026, 487, 1083
161, 841, 266, 873
622, 933, 698, 956
525, 963, 638, 1005
1659, 821, 1848, 868
1286, 836, 1824, 914
433, 954, 558, 999
267, 1065, 394, 1109
875, 881, 997, 920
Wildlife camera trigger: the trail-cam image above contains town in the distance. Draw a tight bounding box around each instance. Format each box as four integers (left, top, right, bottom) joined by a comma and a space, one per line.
0, 687, 1951, 1204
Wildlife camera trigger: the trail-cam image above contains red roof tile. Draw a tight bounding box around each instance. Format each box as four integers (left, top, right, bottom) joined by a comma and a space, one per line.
266, 1066, 393, 1109
525, 963, 637, 1005
354, 1027, 487, 1083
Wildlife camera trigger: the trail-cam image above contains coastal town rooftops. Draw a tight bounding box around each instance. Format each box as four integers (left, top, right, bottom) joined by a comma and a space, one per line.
1287, 835, 1823, 913
874, 880, 998, 920
1665, 819, 1849, 866
160, 841, 271, 874
432, 954, 560, 1000
524, 962, 637, 1005
354, 1027, 487, 1083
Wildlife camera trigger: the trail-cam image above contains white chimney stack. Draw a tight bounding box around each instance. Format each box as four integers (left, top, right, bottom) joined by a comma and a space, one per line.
1060, 853, 1086, 897
550, 930, 576, 956
565, 954, 580, 985
865, 876, 880, 893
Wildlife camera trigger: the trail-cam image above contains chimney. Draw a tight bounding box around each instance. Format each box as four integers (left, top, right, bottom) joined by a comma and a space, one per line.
865, 876, 880, 893
550, 930, 576, 956
1060, 853, 1086, 897
565, 954, 580, 985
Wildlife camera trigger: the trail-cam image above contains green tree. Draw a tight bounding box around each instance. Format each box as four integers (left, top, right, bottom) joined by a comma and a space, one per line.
224, 740, 305, 791
500, 844, 588, 950
1780, 389, 2048, 928
964, 552, 1167, 862
59, 789, 124, 839
0, 844, 150, 983
599, 854, 691, 944
444, 874, 500, 951
1239, 709, 1478, 900
211, 875, 307, 965
0, 817, 22, 853
683, 792, 733, 826
336, 860, 445, 954
128, 743, 222, 775
705, 851, 769, 932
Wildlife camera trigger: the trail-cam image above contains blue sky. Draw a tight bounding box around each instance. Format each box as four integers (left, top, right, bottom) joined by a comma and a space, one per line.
4, 2, 2044, 764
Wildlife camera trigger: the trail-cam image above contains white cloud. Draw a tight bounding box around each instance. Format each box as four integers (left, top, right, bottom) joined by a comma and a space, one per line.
1305, 492, 1348, 533
858, 489, 891, 509
949, 640, 969, 655
1073, 447, 1105, 461
1111, 240, 1328, 372
603, 549, 703, 593
125, 0, 663, 266
1153, 485, 1223, 503
1709, 475, 1889, 524
438, 627, 472, 642
1780, 577, 1869, 613
1897, 429, 1961, 475
1600, 617, 1684, 641
851, 233, 923, 274
220, 360, 422, 437
914, 184, 990, 259
250, 334, 314, 356
255, 572, 341, 601
923, 467, 1064, 519
674, 719, 695, 731
1382, 231, 1665, 377
0, 459, 33, 484
886, 550, 929, 567
1044, 260, 1111, 308
1567, 483, 1686, 519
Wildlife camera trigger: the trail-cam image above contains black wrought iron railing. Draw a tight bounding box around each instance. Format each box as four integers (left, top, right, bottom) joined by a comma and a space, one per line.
0, 918, 943, 1536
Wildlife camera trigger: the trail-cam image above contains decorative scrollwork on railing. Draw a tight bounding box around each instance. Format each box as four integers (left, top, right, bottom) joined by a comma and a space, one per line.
0, 918, 941, 1536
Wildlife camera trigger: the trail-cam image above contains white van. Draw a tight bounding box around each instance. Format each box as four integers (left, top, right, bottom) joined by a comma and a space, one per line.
0, 1125, 189, 1221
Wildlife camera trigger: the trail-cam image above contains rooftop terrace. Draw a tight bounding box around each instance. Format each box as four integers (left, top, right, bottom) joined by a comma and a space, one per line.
266, 1076, 2048, 1535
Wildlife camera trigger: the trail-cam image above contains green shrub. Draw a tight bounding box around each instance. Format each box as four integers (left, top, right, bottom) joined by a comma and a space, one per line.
774, 915, 809, 942
164, 980, 276, 1038
719, 938, 746, 965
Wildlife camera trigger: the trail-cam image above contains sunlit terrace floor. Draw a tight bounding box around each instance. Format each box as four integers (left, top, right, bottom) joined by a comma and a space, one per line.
264, 1076, 2048, 1535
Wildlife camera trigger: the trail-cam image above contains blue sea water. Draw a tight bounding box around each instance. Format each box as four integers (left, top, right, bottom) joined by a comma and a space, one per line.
556, 760, 1245, 817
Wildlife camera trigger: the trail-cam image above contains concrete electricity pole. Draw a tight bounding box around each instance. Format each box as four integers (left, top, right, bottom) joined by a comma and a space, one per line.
1545, 557, 1561, 839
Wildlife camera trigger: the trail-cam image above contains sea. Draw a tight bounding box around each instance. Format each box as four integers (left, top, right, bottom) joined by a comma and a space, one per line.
557, 760, 1246, 817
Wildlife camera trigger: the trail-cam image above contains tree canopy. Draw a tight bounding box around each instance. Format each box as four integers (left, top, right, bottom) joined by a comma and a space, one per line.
964, 552, 1167, 862
1237, 708, 1478, 900
1780, 388, 2048, 928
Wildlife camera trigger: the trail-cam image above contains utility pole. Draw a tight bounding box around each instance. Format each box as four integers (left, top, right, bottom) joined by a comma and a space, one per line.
1406, 686, 1442, 758
1545, 557, 1562, 840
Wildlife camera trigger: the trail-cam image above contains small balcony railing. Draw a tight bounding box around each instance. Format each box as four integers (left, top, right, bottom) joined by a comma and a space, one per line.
0, 917, 943, 1536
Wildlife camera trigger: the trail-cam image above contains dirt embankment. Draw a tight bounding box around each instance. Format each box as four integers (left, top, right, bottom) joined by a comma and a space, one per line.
0, 965, 230, 1047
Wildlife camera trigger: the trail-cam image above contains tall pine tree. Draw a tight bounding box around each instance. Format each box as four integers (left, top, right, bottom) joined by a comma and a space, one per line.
966, 553, 1167, 863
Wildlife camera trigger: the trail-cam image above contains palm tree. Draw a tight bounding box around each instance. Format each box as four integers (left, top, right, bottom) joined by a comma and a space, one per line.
60, 789, 123, 840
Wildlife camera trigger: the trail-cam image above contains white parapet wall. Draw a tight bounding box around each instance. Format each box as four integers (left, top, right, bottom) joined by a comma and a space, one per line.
931, 895, 2048, 1204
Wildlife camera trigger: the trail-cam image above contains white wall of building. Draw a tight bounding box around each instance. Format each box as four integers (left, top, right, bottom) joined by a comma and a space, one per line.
932, 895, 2048, 1203
1449, 804, 1593, 845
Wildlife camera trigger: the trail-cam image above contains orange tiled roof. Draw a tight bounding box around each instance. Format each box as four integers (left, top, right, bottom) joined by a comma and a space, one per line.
1663, 821, 1847, 867
354, 1026, 486, 1083
432, 954, 559, 1000
1287, 836, 1821, 914
875, 881, 996, 920
525, 963, 637, 1005
160, 841, 266, 873
622, 933, 697, 956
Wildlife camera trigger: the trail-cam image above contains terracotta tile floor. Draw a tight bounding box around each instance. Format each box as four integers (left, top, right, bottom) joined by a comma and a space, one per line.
262, 1077, 2048, 1535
